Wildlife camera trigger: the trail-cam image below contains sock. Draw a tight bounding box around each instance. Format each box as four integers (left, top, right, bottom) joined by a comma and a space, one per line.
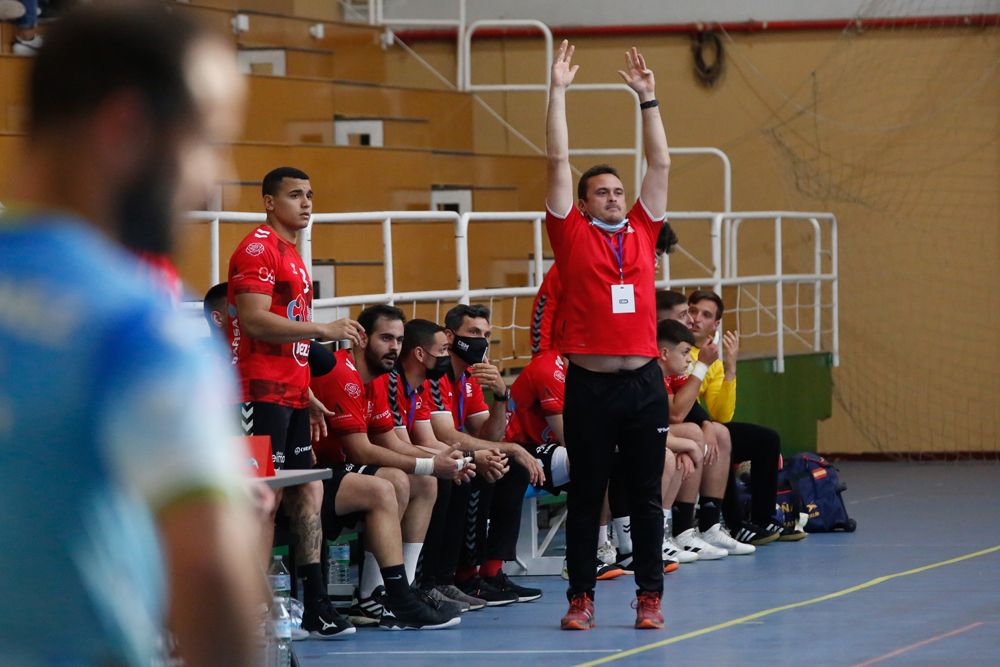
359, 551, 384, 599
598, 524, 610, 546
297, 563, 326, 609
672, 501, 695, 536
455, 564, 478, 584
480, 559, 503, 579
380, 564, 409, 600
402, 543, 422, 586
662, 508, 673, 535
698, 497, 723, 532
611, 517, 632, 554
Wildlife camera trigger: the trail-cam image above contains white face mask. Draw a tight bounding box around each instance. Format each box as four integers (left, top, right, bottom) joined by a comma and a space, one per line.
589, 216, 629, 233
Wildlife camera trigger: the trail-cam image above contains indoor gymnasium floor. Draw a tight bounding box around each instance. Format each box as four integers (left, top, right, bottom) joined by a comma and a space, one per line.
295, 462, 1000, 666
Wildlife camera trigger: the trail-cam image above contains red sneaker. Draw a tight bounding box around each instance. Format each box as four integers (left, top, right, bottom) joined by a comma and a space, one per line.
560, 593, 595, 631
633, 591, 664, 629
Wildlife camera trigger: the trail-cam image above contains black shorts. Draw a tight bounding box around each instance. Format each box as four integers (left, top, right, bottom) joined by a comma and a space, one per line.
240, 401, 313, 471
527, 442, 568, 496
322, 463, 381, 541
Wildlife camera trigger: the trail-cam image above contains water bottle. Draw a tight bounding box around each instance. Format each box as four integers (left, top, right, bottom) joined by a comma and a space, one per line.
271, 597, 292, 667
327, 542, 352, 607
268, 555, 291, 605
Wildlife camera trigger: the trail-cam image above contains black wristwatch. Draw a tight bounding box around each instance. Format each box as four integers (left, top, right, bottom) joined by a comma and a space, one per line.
495, 388, 510, 402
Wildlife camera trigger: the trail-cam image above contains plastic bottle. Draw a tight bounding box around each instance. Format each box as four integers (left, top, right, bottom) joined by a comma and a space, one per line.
271, 597, 292, 667
327, 542, 353, 607
268, 555, 291, 605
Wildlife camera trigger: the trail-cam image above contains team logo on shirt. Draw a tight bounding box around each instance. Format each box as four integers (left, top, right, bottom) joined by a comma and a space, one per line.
246, 242, 265, 257
345, 383, 362, 399
554, 369, 566, 383
287, 298, 305, 322
258, 267, 275, 284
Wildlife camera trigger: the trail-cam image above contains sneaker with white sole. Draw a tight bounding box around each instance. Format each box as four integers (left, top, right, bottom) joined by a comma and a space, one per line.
345, 586, 384, 626
424, 585, 470, 613
673, 528, 728, 560
301, 600, 356, 639
12, 35, 43, 57
662, 536, 699, 563
435, 584, 487, 611
379, 588, 461, 631
614, 550, 635, 574
733, 521, 781, 546
700, 523, 756, 555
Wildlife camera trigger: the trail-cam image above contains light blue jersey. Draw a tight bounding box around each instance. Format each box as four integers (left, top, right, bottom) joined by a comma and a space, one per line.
0, 216, 244, 666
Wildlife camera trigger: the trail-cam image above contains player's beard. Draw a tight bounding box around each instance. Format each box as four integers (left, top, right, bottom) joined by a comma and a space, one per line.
365, 345, 397, 377
115, 153, 178, 256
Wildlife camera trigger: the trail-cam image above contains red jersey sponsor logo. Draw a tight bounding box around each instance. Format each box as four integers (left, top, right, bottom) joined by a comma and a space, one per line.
246, 242, 265, 256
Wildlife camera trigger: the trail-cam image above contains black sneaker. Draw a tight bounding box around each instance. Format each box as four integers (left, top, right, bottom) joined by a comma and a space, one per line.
301, 600, 356, 639
733, 521, 781, 546
457, 576, 517, 607
412, 586, 463, 619
379, 588, 461, 630
345, 586, 384, 626
779, 526, 808, 541
614, 550, 635, 574
481, 572, 542, 602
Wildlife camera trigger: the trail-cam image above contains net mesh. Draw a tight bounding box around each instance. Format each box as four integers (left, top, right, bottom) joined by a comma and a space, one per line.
721, 0, 1000, 458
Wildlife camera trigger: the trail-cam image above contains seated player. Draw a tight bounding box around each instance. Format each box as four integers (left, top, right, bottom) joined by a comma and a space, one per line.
310, 305, 472, 627
685, 290, 800, 544
409, 305, 544, 606
658, 319, 755, 557
383, 319, 505, 612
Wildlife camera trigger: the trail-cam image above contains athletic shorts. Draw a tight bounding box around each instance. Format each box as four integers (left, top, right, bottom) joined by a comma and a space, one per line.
240, 401, 313, 470
322, 463, 381, 541
526, 442, 568, 496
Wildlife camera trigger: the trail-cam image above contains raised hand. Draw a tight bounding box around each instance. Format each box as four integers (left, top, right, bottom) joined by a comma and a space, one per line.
699, 339, 720, 366
469, 361, 506, 397
722, 331, 740, 377
617, 46, 655, 99
551, 39, 579, 89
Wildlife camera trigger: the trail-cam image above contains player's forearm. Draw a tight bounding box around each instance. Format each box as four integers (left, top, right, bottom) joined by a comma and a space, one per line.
640, 97, 671, 173
669, 381, 702, 423
475, 403, 507, 442
345, 440, 420, 474
546, 86, 570, 164
238, 308, 320, 344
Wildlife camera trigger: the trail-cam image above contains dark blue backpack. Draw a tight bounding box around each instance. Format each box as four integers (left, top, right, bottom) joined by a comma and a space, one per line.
777, 453, 856, 533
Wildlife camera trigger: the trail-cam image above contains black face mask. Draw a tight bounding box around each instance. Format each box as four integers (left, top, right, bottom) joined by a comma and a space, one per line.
452, 334, 489, 365
423, 351, 452, 380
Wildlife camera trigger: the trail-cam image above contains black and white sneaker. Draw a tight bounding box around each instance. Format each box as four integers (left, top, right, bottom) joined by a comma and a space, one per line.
482, 572, 543, 602
301, 600, 356, 639
379, 588, 461, 630
614, 550, 635, 574
413, 586, 463, 619
457, 576, 518, 606
345, 586, 384, 626
733, 521, 781, 546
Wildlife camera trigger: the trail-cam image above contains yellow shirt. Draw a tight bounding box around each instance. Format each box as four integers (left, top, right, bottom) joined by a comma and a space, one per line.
690, 346, 737, 423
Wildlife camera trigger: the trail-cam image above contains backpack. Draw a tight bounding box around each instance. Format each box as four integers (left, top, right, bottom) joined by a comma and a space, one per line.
777, 453, 857, 533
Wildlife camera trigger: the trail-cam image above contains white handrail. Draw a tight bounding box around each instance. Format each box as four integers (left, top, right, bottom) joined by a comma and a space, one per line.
462, 19, 553, 92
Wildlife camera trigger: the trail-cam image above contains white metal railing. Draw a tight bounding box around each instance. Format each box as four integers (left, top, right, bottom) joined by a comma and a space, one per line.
186, 207, 838, 372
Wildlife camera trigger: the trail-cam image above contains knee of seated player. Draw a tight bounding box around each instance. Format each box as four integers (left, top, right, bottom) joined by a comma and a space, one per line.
406, 472, 437, 502
291, 479, 324, 514
335, 474, 398, 516
671, 421, 704, 445
376, 466, 411, 504
714, 426, 732, 457
663, 448, 676, 471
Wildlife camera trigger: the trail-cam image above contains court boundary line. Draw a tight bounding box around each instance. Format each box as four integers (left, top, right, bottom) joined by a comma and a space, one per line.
574, 544, 1000, 667
850, 622, 984, 667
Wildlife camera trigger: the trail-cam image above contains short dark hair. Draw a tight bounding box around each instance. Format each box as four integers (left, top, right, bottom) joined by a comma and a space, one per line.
203, 282, 228, 322
656, 290, 687, 315
656, 222, 678, 255
657, 319, 695, 347
358, 305, 405, 337
262, 167, 310, 197
402, 319, 445, 357
688, 289, 724, 320
29, 3, 204, 138
577, 164, 622, 201
444, 304, 491, 332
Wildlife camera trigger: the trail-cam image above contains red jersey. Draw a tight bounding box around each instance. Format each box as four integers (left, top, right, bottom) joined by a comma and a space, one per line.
545, 200, 662, 357
310, 350, 394, 465
228, 225, 313, 408
381, 369, 433, 434
505, 351, 565, 446
664, 373, 688, 397
530, 266, 562, 356
428, 369, 490, 433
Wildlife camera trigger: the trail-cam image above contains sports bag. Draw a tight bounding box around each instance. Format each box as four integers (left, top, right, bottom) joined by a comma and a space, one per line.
777, 453, 856, 532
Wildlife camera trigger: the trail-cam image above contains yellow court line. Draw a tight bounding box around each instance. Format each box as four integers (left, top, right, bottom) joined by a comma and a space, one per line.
575, 544, 1000, 667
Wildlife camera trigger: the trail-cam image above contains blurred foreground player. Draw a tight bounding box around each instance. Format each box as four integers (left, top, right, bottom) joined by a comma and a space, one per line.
0, 4, 262, 666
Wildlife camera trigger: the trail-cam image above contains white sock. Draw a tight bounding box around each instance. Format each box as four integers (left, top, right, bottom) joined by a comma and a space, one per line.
549, 446, 571, 487
359, 551, 383, 598
402, 543, 422, 585
598, 524, 610, 547
662, 509, 673, 537
612, 517, 633, 554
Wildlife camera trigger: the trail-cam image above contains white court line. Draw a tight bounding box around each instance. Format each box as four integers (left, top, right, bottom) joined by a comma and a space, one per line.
326, 650, 622, 656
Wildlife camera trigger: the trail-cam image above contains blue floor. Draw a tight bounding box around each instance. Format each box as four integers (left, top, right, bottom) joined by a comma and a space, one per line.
295, 462, 1000, 666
